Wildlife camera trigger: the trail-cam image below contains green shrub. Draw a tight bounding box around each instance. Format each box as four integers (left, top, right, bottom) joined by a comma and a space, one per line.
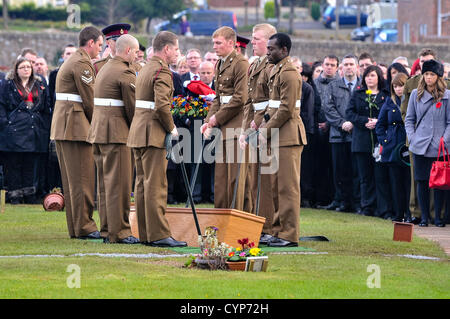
1, 3, 90, 22
264, 1, 275, 20
311, 2, 321, 21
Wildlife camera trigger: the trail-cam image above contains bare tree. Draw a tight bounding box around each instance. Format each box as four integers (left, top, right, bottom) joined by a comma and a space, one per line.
274, 0, 280, 28
3, 0, 8, 30
289, 0, 295, 35
255, 0, 259, 24
107, 0, 121, 25
356, 0, 361, 28
335, 0, 340, 36
244, 0, 249, 26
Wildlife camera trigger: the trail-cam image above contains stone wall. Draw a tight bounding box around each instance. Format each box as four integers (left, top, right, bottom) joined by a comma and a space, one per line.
161, 36, 450, 65
0, 30, 78, 70
1, 31, 449, 71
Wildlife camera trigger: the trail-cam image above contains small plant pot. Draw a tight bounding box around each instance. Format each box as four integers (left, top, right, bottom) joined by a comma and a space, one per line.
43, 192, 65, 211
226, 260, 247, 271
393, 221, 413, 242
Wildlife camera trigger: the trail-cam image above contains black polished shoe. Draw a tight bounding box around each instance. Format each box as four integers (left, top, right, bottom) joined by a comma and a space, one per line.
361, 210, 374, 217
118, 236, 140, 244
148, 237, 187, 247
391, 217, 404, 223
435, 223, 445, 227
336, 204, 352, 213
301, 199, 313, 208
419, 222, 428, 227
404, 217, 413, 223
78, 231, 101, 240
323, 201, 340, 211
10, 198, 22, 205
259, 233, 274, 245
267, 237, 298, 247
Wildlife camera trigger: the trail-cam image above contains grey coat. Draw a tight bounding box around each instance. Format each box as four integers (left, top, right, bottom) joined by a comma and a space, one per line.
405, 89, 450, 158
324, 77, 361, 143
314, 73, 337, 108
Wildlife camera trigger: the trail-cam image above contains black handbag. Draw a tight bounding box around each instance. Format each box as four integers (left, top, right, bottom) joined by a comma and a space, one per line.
393, 143, 410, 167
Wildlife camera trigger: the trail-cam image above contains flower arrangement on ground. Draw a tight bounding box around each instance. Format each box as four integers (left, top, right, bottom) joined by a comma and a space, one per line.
188, 226, 233, 270
171, 95, 209, 119
226, 238, 266, 262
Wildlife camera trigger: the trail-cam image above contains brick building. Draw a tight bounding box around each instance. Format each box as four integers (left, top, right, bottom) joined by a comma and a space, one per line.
398, 0, 450, 44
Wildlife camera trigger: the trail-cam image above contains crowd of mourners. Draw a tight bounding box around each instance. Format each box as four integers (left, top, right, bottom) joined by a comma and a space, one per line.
1, 41, 450, 228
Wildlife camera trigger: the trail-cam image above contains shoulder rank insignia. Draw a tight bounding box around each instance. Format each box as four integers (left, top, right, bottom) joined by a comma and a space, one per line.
81, 71, 93, 84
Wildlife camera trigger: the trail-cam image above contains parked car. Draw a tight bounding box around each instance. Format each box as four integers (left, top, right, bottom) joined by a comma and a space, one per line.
322, 5, 368, 28
351, 19, 397, 41
154, 9, 237, 36
374, 29, 398, 43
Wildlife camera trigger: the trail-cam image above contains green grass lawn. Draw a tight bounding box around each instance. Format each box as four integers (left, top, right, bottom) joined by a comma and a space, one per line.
0, 204, 448, 299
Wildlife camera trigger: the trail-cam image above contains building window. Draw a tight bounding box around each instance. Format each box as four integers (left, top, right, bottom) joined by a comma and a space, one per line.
419, 24, 428, 37
403, 23, 410, 43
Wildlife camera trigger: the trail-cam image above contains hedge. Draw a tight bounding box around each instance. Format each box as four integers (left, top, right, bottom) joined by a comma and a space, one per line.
0, 3, 91, 22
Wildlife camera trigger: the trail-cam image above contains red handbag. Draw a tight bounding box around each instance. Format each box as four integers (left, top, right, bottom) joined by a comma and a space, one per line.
429, 137, 450, 190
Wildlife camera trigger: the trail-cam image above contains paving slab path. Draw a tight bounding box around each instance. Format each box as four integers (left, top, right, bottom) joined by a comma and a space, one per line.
414, 225, 450, 256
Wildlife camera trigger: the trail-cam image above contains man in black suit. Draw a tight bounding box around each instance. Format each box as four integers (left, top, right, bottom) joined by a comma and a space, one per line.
182, 61, 216, 203
198, 61, 215, 203
181, 48, 202, 84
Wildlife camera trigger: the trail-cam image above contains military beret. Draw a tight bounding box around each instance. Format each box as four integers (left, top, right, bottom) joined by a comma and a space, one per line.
102, 23, 131, 40
236, 35, 250, 48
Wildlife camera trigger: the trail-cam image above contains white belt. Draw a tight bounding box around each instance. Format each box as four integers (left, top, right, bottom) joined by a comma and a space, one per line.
94, 98, 124, 107
253, 101, 269, 111
136, 100, 155, 109
268, 100, 301, 109
220, 95, 232, 104
55, 93, 83, 103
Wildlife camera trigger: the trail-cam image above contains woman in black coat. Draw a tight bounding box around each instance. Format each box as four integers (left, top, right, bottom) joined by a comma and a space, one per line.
386, 62, 409, 94
0, 57, 51, 204
375, 73, 412, 222
345, 65, 392, 217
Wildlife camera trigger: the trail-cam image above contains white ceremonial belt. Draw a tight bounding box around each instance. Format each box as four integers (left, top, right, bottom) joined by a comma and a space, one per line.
268, 100, 281, 108
220, 95, 232, 104
55, 93, 83, 103
253, 101, 269, 111
135, 100, 155, 109
268, 100, 301, 108
94, 98, 124, 107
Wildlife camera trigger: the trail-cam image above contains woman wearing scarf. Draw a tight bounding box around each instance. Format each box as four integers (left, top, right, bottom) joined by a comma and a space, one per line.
0, 57, 51, 204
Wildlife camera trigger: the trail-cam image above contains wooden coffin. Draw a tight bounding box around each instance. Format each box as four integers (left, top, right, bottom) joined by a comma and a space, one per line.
130, 206, 266, 248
